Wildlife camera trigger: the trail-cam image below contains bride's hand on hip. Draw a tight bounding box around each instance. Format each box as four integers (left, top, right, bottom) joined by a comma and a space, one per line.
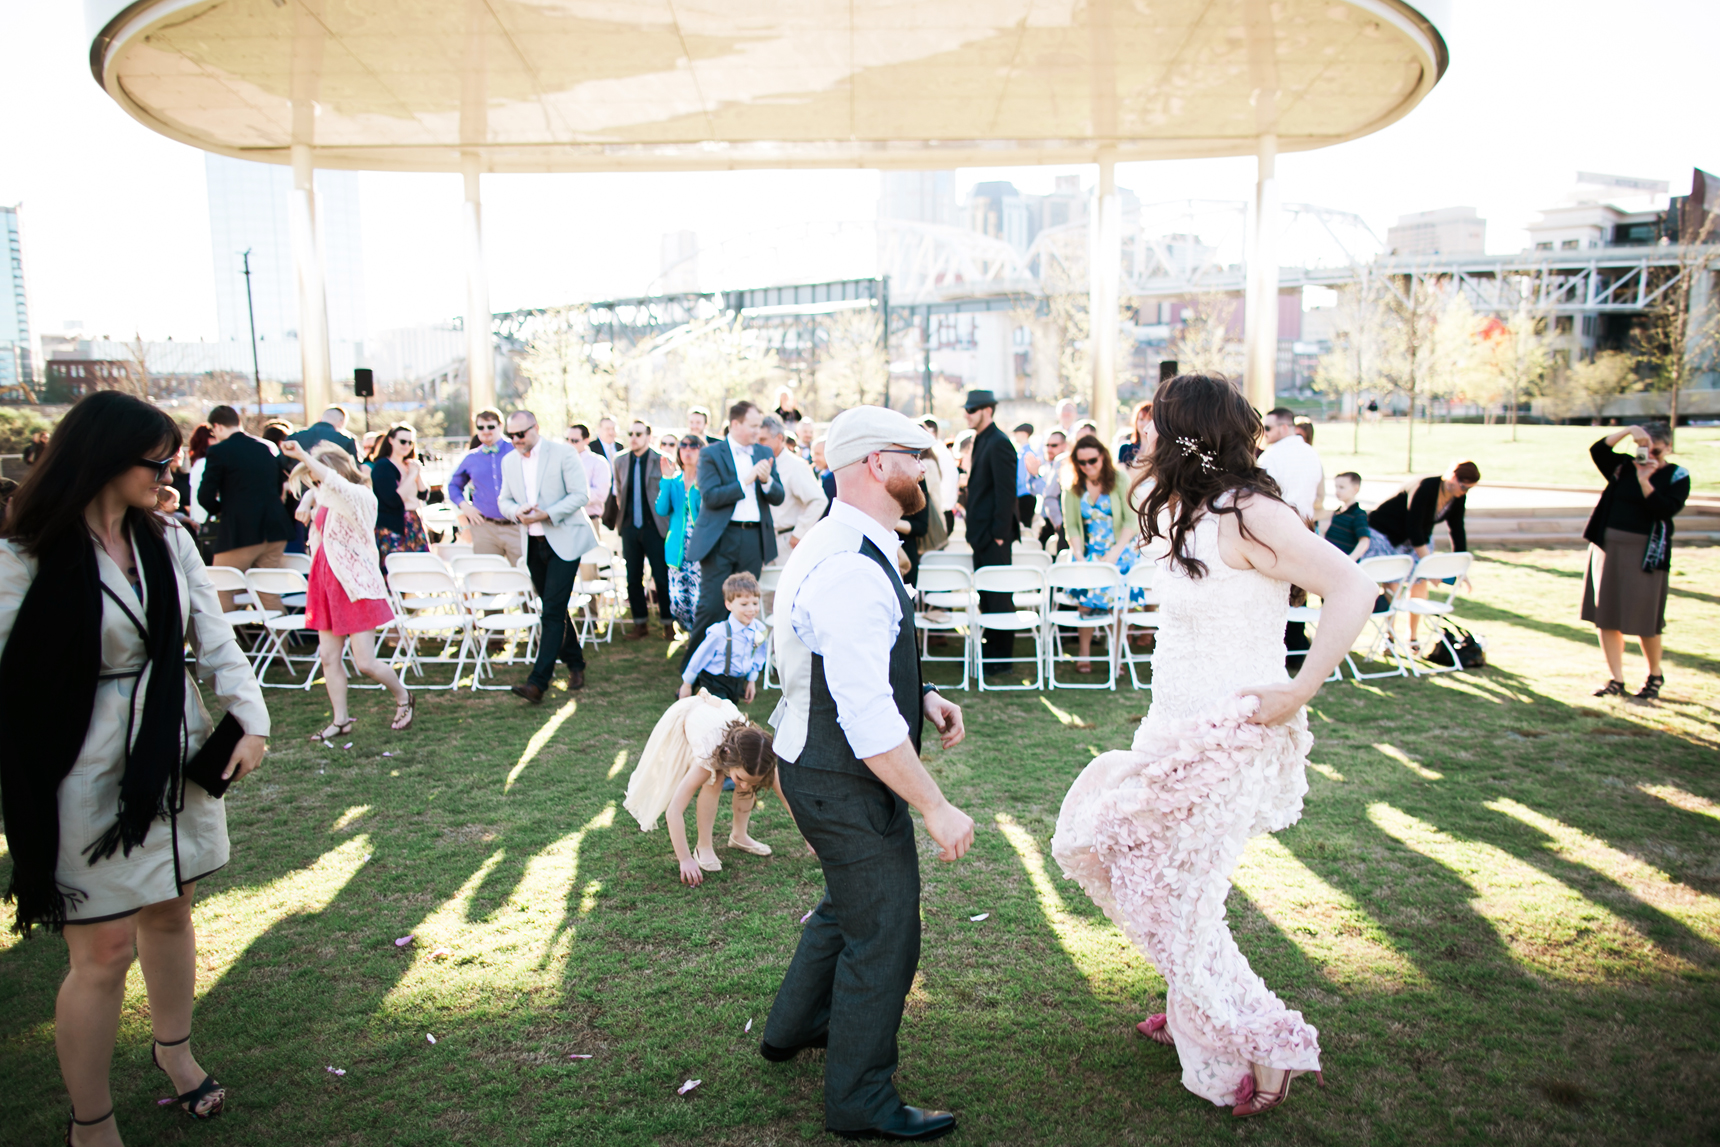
1238, 684, 1310, 727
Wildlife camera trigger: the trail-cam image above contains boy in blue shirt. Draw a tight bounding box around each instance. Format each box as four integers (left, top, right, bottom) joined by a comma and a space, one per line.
678, 572, 769, 703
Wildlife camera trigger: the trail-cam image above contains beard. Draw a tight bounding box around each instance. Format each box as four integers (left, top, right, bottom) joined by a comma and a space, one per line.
886, 470, 927, 516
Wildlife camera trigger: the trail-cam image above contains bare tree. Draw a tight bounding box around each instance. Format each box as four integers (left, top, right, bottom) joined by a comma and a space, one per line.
1312, 268, 1392, 454
1170, 291, 1243, 380
1639, 214, 1719, 447
1380, 269, 1444, 472
1564, 350, 1639, 423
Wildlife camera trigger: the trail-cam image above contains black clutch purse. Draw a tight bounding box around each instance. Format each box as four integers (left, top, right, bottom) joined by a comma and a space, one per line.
183, 712, 246, 799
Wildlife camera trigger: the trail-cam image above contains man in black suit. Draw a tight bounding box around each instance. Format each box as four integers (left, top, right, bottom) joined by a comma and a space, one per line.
287, 404, 360, 459
682, 400, 785, 670
612, 417, 675, 640
198, 404, 291, 613
962, 389, 1022, 676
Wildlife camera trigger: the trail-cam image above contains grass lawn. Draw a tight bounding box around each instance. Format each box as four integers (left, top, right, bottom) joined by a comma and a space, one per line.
1301, 421, 1720, 494
2, 547, 1718, 1145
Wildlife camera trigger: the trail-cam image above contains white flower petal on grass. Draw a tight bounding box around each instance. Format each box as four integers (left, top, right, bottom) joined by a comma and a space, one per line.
569, 1054, 593, 1060
799, 908, 814, 924
744, 1018, 753, 1033
969, 913, 989, 922
158, 1097, 175, 1105
394, 934, 414, 947
429, 947, 453, 959
678, 1079, 701, 1095
382, 752, 395, 758
426, 1034, 436, 1044
325, 1066, 346, 1076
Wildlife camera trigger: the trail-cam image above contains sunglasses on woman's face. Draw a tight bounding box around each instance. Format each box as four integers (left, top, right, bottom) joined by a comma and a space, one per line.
680, 439, 703, 451
1077, 455, 1102, 467
136, 456, 175, 481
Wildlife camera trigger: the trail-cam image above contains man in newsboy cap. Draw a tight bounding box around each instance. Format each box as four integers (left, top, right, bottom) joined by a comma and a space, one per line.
760, 405, 973, 1141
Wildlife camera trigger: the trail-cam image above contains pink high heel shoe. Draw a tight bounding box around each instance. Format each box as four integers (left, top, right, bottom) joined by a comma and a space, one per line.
1136, 1014, 1174, 1046
1232, 1065, 1323, 1118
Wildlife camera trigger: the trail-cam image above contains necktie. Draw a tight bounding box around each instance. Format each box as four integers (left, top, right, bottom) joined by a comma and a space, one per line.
632, 454, 644, 529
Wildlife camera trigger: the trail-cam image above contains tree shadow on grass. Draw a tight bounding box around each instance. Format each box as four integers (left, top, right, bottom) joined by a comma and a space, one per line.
1484, 553, 1720, 607
1461, 600, 1720, 678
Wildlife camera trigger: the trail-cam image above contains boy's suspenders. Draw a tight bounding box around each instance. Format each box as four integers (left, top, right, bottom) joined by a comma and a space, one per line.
723, 620, 734, 676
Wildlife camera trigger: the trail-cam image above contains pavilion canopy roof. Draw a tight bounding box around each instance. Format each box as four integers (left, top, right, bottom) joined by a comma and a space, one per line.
90, 0, 1447, 173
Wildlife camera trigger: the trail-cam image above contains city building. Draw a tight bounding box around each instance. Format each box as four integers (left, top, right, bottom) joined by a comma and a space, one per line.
878, 171, 958, 228
1385, 206, 1486, 257
205, 154, 367, 350
1, 205, 33, 400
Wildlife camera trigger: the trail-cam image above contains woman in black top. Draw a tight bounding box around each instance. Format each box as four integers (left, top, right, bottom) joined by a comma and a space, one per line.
367, 423, 430, 561
1366, 461, 1480, 649
1116, 400, 1153, 467
1581, 425, 1690, 700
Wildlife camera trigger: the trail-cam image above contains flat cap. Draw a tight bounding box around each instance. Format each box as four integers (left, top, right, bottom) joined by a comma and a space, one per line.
824, 405, 936, 472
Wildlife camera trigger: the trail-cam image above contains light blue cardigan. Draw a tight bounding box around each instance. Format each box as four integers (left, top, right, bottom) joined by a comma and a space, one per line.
654, 475, 703, 569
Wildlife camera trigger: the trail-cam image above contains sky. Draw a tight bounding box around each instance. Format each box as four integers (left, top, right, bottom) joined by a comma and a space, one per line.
1, 0, 1715, 344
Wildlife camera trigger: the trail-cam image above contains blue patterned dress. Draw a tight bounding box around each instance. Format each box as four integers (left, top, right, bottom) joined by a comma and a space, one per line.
1073, 493, 1148, 610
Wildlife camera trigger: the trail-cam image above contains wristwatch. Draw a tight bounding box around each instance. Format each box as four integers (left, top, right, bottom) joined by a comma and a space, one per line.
922, 683, 940, 697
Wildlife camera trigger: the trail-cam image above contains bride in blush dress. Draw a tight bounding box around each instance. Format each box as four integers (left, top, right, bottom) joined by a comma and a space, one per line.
1051, 374, 1375, 1118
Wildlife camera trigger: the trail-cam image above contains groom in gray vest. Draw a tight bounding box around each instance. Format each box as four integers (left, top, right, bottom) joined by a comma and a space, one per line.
763, 406, 975, 1141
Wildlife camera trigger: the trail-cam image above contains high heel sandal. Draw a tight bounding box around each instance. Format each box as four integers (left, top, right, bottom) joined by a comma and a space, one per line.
1136, 1013, 1174, 1046
1232, 1064, 1322, 1118
390, 692, 416, 732
65, 1108, 113, 1145
1593, 679, 1626, 698
310, 718, 355, 742
1634, 674, 1663, 701
152, 1034, 226, 1119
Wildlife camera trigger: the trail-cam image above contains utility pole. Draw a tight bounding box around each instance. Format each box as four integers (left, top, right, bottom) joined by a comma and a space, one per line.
241, 249, 264, 425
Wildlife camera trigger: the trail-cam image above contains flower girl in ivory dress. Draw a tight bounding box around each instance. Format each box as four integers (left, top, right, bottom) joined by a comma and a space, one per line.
624, 690, 805, 886
1050, 374, 1375, 1119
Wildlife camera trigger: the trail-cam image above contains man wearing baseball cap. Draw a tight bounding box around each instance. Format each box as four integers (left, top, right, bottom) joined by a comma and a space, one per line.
761, 405, 974, 1142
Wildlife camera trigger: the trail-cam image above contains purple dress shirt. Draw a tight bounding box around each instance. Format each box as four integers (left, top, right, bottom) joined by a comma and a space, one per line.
447, 442, 513, 520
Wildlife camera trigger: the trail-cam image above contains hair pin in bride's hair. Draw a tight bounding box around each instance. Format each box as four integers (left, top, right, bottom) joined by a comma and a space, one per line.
1176, 436, 1217, 473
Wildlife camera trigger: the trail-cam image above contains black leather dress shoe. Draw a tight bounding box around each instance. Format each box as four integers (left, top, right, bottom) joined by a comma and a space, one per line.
567, 669, 585, 691
830, 1106, 957, 1141
758, 1033, 827, 1062
511, 684, 544, 704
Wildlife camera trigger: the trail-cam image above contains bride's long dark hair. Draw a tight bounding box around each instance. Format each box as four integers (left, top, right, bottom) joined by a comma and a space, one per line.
1130, 373, 1285, 579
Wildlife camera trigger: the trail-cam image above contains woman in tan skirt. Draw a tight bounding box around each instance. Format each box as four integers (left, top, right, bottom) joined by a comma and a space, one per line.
1581, 424, 1690, 700
0, 392, 269, 1145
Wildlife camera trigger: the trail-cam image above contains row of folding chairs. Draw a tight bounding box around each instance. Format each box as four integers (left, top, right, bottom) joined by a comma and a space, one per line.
1293, 551, 1477, 680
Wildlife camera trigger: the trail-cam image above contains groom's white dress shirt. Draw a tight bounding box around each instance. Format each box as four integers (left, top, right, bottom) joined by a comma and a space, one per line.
768, 499, 909, 764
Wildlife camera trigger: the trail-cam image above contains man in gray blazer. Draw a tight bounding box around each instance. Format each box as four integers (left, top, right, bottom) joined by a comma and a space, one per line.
682, 399, 785, 670
611, 417, 675, 640
498, 410, 600, 701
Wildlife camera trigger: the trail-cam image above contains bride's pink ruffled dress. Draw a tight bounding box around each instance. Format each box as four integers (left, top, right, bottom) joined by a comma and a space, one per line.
1052, 505, 1322, 1105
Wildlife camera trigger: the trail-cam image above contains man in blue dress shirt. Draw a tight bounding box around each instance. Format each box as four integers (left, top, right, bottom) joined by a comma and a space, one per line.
447, 407, 520, 563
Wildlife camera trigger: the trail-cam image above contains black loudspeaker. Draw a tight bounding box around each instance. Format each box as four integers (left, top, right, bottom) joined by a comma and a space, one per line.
1159, 360, 1178, 385
353, 368, 374, 397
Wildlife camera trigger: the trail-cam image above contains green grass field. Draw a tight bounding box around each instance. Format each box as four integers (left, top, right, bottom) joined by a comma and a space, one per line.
1300, 421, 1720, 494
2, 548, 1717, 1146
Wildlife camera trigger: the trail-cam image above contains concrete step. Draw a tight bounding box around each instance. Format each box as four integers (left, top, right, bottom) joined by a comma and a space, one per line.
1467, 531, 1720, 548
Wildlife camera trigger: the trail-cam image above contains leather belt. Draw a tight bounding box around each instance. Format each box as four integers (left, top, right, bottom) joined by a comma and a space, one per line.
727, 520, 762, 529
479, 515, 512, 525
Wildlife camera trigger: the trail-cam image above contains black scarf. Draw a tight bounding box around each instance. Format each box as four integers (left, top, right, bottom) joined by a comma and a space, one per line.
0, 518, 185, 933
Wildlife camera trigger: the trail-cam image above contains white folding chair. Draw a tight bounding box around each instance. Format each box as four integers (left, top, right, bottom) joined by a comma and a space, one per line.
385, 569, 472, 688
1348, 555, 1417, 680
1010, 548, 1052, 610
1119, 562, 1160, 690
1045, 563, 1124, 689
972, 566, 1046, 691
573, 549, 619, 644
279, 552, 312, 575
433, 542, 474, 564
921, 552, 973, 573
451, 554, 512, 584
244, 568, 319, 686
386, 552, 459, 614
757, 566, 784, 689
1396, 552, 1476, 675
418, 503, 460, 542
1286, 604, 1343, 683
915, 566, 972, 691
204, 565, 277, 630
461, 568, 541, 689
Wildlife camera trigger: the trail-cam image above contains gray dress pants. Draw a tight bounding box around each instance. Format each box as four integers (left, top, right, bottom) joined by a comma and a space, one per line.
765, 761, 922, 1131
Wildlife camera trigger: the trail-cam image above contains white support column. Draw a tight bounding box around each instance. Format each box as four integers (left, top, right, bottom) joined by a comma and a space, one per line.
1243, 132, 1280, 412
1088, 147, 1120, 444
290, 143, 332, 424
462, 154, 496, 418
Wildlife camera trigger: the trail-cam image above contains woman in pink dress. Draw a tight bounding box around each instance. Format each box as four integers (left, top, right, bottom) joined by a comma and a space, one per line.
1051, 375, 1375, 1118
280, 441, 415, 739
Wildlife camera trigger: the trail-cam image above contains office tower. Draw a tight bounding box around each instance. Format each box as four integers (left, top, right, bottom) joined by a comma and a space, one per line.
1, 205, 32, 397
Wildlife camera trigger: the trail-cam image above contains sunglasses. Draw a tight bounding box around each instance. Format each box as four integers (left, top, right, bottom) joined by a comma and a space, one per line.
1077, 455, 1102, 466
475, 423, 498, 431
136, 456, 175, 480
628, 429, 648, 438
680, 438, 703, 450
506, 428, 532, 439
